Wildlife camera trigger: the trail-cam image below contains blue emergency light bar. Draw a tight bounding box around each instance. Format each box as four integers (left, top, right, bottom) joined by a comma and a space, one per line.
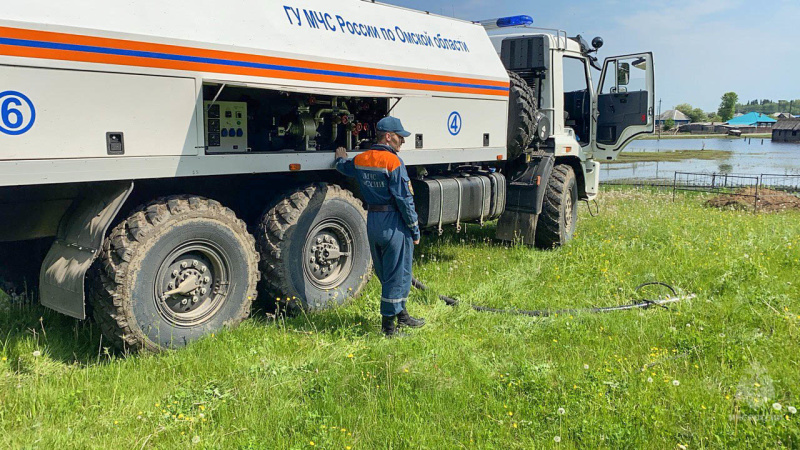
477, 15, 533, 30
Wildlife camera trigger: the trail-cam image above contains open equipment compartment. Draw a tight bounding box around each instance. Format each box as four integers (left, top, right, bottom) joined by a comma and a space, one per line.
202, 83, 390, 154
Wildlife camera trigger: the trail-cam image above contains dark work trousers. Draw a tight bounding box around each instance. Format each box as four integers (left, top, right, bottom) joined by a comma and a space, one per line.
367, 210, 414, 317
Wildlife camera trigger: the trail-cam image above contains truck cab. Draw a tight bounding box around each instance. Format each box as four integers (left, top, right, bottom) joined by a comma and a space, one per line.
491, 28, 655, 199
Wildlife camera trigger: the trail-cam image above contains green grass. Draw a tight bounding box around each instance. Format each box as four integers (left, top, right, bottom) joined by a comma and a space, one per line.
610, 150, 732, 164
639, 133, 772, 140
2, 188, 800, 449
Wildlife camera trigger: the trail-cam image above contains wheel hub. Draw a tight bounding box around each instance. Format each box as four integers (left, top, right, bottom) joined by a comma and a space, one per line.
564, 191, 575, 232
304, 221, 353, 289
154, 242, 230, 326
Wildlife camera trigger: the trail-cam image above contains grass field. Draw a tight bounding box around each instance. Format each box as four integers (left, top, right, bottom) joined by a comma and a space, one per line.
2, 188, 799, 449
609, 150, 732, 164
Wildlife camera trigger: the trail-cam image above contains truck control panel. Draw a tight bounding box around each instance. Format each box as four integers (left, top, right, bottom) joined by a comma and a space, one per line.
204, 101, 248, 153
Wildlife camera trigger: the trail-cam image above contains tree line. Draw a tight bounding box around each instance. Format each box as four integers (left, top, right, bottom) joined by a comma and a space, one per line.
669, 92, 737, 123
738, 99, 799, 115
672, 93, 797, 124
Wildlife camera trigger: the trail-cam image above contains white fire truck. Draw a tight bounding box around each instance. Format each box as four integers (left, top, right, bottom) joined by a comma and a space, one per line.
0, 0, 654, 350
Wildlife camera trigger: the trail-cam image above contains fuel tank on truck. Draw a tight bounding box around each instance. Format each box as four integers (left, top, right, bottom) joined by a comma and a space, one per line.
412, 173, 506, 229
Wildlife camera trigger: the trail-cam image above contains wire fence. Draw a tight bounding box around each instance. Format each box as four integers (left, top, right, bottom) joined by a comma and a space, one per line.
672, 172, 760, 210
760, 174, 800, 194
602, 173, 800, 213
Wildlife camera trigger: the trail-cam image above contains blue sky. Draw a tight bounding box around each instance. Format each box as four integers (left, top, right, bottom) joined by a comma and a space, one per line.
382, 0, 799, 113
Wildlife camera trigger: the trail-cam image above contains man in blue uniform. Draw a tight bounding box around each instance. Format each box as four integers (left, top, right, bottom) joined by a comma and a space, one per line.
334, 117, 426, 337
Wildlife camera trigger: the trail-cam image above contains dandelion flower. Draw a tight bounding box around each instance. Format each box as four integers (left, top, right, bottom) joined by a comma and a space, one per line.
309, 441, 315, 446
672, 380, 680, 386
192, 436, 201, 444
32, 350, 41, 357
554, 436, 561, 443
788, 406, 797, 414
513, 423, 518, 428
647, 377, 653, 383
583, 364, 589, 370
347, 354, 354, 358
558, 408, 566, 415
773, 403, 782, 411
1, 356, 6, 361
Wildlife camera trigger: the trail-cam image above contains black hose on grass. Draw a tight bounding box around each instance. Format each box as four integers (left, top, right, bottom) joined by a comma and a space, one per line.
411, 279, 689, 318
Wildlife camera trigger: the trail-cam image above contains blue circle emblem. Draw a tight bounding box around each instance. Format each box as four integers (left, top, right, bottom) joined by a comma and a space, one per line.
447, 111, 462, 136
0, 91, 36, 136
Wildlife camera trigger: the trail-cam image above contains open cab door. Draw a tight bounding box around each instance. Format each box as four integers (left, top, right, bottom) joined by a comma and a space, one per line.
592, 53, 655, 160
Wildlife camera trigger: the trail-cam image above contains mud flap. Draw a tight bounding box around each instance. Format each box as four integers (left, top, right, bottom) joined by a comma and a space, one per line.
496, 154, 554, 245
39, 181, 133, 319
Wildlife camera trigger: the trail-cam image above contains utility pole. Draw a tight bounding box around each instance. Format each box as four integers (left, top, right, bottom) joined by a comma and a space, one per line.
658, 98, 662, 139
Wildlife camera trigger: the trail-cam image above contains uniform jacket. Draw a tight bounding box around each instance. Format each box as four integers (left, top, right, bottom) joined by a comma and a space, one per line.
335, 144, 421, 241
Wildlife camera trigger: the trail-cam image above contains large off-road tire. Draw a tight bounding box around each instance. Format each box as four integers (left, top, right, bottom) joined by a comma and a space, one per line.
89, 196, 259, 352
507, 71, 539, 159
535, 165, 579, 249
258, 183, 371, 310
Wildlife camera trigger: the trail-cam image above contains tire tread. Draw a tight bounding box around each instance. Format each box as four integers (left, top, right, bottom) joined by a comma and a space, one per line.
256, 183, 370, 306
88, 195, 259, 352
535, 165, 578, 249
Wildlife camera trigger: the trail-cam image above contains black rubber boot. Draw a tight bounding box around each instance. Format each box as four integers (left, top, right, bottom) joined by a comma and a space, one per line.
382, 315, 399, 337
397, 309, 426, 328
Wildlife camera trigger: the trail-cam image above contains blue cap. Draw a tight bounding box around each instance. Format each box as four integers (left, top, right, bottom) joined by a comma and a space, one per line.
376, 117, 411, 138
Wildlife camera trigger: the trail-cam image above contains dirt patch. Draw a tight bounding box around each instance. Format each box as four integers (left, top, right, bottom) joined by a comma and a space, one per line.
705, 187, 800, 212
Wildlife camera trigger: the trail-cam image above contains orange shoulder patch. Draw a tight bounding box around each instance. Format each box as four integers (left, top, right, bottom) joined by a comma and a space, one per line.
354, 150, 401, 172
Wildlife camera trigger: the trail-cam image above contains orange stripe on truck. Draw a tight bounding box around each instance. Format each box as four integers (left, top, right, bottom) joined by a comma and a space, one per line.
0, 26, 510, 97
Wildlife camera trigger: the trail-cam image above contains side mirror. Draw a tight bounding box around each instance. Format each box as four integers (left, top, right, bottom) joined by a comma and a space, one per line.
617, 62, 630, 86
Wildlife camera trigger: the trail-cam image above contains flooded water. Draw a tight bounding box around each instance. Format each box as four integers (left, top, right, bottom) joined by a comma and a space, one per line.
602, 138, 800, 181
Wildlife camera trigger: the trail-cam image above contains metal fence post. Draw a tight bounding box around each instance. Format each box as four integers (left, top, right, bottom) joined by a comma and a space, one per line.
754, 180, 760, 213
672, 172, 678, 202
